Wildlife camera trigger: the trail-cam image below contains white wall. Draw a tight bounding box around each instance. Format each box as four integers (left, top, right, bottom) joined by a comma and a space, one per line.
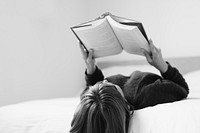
0, 0, 200, 106
0, 0, 90, 106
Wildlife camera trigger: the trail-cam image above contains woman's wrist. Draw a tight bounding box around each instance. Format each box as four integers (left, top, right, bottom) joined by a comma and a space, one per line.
157, 61, 168, 74
86, 65, 96, 75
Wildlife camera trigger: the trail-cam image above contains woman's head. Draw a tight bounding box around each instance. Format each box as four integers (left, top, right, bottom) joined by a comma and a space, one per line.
70, 81, 130, 133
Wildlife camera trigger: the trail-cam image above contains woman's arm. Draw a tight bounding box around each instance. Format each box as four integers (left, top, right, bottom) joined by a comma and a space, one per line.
85, 66, 104, 86
135, 40, 189, 109
135, 63, 189, 109
81, 66, 104, 98
79, 42, 104, 86
161, 62, 189, 93
142, 39, 189, 92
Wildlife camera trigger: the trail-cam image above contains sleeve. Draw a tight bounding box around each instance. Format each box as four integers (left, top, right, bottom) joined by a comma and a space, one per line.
80, 66, 104, 98
85, 66, 104, 86
134, 62, 189, 110
161, 62, 189, 93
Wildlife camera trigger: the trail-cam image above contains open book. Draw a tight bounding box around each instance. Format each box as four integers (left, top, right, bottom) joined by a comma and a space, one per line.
71, 12, 150, 58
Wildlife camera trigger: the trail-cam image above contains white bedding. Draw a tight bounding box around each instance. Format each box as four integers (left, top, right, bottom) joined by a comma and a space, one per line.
129, 99, 200, 133
0, 70, 199, 133
128, 70, 200, 133
0, 97, 80, 133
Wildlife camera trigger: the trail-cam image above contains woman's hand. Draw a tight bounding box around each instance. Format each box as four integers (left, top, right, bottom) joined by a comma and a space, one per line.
79, 42, 96, 74
142, 39, 168, 73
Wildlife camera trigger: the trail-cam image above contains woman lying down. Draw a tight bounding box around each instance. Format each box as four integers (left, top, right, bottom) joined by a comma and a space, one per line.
70, 39, 189, 133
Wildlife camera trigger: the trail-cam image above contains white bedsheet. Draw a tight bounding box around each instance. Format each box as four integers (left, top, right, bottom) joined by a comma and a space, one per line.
128, 99, 200, 133
0, 70, 199, 133
128, 70, 200, 133
0, 97, 80, 133
1, 98, 199, 133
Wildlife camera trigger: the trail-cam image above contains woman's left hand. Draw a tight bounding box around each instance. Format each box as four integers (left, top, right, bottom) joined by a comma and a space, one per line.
141, 39, 168, 73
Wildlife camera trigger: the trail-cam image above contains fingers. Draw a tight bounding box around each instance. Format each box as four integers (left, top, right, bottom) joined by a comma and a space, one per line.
141, 48, 152, 63
88, 49, 94, 61
79, 41, 95, 62
149, 39, 156, 51
149, 39, 159, 56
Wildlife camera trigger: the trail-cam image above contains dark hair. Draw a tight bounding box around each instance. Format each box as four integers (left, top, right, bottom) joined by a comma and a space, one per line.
70, 85, 130, 133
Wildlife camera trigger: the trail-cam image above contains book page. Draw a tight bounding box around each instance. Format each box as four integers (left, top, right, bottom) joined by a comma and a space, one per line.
73, 19, 122, 58
107, 16, 150, 56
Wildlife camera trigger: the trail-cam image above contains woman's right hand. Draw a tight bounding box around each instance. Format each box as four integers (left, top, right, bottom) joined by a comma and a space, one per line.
79, 42, 96, 74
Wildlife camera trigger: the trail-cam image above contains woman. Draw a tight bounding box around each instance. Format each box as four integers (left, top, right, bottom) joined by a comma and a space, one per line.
70, 39, 189, 133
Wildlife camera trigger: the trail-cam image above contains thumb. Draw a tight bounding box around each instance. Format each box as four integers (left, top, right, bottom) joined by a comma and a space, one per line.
141, 48, 152, 63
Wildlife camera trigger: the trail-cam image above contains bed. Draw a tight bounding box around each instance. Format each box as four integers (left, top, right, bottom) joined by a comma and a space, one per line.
0, 57, 200, 133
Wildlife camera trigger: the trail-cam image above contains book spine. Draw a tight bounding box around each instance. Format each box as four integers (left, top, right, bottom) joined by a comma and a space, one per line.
70, 27, 89, 54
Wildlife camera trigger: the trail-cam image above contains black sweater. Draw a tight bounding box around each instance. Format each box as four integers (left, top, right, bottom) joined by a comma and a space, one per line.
84, 62, 189, 110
